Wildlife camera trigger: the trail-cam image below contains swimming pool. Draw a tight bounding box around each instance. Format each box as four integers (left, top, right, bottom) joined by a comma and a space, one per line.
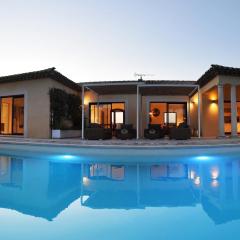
0, 143, 240, 240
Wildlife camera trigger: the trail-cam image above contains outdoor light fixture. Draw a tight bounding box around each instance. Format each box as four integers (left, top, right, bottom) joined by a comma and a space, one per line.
211, 99, 217, 104
62, 155, 75, 160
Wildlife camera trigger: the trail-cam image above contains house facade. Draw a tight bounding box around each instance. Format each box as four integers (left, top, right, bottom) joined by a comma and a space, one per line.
0, 68, 80, 138
0, 64, 239, 139
82, 65, 240, 139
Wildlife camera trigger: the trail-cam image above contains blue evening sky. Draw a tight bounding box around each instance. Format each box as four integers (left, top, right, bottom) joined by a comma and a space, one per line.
0, 0, 239, 82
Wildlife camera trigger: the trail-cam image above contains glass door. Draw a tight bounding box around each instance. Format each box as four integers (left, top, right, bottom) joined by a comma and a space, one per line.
13, 97, 24, 134
149, 102, 187, 127
1, 97, 13, 134
89, 102, 125, 129
0, 96, 24, 135
111, 109, 124, 130
168, 103, 187, 126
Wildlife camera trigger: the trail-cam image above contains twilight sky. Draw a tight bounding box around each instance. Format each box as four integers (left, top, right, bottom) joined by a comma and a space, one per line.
0, 0, 240, 82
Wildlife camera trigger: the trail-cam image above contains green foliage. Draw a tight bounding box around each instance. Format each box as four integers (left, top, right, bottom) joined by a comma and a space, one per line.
50, 88, 82, 130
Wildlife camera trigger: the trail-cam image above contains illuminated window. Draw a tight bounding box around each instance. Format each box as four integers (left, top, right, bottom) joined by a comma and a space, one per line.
164, 112, 177, 124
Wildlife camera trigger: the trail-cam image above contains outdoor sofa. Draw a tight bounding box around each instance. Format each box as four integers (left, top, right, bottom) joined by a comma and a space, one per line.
144, 124, 165, 139
169, 123, 191, 140
85, 124, 112, 140
116, 124, 136, 140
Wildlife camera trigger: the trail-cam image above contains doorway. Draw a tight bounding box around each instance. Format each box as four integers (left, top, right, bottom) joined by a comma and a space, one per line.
0, 95, 24, 135
111, 109, 125, 130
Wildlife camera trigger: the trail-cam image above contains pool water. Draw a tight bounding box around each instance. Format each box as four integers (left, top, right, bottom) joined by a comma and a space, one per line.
1, 146, 240, 240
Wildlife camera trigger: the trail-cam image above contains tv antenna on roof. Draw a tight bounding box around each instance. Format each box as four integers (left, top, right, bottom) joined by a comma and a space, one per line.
134, 73, 154, 81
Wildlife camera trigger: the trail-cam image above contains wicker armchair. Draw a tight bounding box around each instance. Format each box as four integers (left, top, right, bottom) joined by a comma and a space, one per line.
169, 123, 191, 140
144, 124, 165, 139
85, 124, 112, 140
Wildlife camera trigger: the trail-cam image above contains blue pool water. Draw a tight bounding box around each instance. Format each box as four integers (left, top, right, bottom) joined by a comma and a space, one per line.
1, 144, 240, 240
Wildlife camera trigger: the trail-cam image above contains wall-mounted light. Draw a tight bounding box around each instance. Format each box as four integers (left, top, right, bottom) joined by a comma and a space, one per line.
210, 99, 217, 104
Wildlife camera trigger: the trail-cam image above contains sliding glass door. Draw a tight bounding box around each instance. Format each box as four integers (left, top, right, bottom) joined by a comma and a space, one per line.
1, 97, 13, 134
149, 102, 187, 127
0, 96, 24, 135
89, 102, 125, 129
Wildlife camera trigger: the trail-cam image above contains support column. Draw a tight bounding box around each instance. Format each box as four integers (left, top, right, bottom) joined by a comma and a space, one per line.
187, 97, 191, 126
231, 84, 238, 137
218, 84, 225, 137
197, 86, 201, 138
136, 85, 139, 139
81, 85, 85, 139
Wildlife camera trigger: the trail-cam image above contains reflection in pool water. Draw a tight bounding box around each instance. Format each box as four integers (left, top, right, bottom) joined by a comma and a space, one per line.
0, 153, 240, 239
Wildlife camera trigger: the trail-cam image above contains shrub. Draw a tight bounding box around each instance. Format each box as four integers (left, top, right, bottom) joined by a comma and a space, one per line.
50, 88, 82, 130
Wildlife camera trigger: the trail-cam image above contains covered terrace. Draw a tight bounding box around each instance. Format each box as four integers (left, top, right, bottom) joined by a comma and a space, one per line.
80, 80, 200, 140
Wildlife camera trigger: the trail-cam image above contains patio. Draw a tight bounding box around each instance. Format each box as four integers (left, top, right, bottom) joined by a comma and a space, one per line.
0, 136, 240, 148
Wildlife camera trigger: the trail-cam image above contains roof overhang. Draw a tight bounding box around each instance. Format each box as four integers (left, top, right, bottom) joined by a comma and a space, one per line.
82, 82, 198, 96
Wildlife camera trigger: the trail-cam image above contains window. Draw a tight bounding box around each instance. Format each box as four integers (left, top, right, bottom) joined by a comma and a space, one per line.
89, 102, 125, 128
164, 112, 177, 124
149, 102, 187, 127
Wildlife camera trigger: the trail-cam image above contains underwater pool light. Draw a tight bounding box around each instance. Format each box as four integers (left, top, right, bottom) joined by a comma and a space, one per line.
62, 155, 75, 160
49, 154, 84, 163
195, 156, 211, 161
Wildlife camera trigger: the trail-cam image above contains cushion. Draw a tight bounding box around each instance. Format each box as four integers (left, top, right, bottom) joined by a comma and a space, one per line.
121, 128, 129, 134
149, 128, 157, 134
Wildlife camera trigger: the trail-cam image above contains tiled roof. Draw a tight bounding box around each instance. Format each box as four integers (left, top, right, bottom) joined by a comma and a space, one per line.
197, 64, 240, 87
0, 68, 81, 91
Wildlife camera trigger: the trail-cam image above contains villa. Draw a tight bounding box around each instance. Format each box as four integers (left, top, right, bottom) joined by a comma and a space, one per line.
0, 64, 240, 139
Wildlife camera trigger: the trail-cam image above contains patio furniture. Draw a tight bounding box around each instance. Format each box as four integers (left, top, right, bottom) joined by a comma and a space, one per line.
144, 124, 165, 139
116, 124, 136, 140
85, 124, 112, 140
169, 123, 191, 140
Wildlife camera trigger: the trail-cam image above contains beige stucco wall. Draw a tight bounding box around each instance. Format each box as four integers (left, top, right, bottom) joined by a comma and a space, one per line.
0, 78, 79, 138
201, 86, 218, 137
189, 93, 198, 136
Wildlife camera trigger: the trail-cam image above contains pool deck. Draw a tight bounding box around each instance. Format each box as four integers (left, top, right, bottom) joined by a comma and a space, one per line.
0, 136, 240, 148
